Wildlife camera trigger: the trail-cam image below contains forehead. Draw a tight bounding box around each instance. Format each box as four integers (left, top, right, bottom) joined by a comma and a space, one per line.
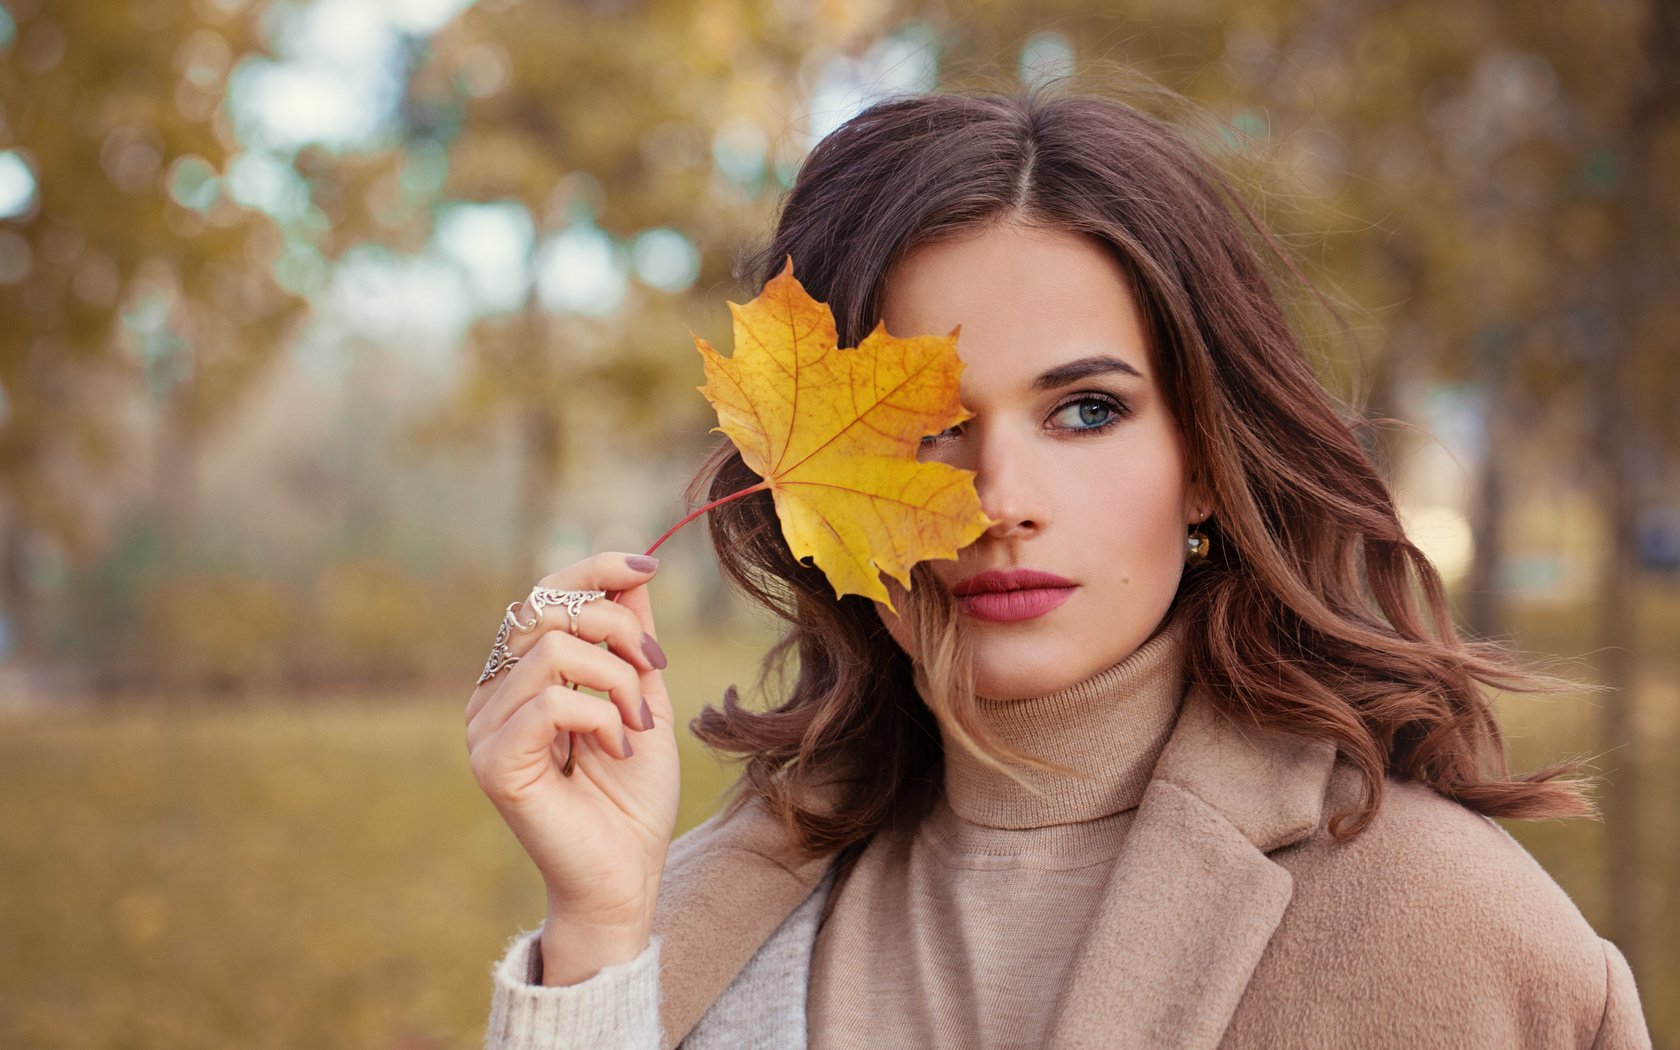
878, 223, 1153, 388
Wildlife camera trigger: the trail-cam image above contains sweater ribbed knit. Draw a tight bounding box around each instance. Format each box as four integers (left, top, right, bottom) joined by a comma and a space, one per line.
807, 613, 1188, 1050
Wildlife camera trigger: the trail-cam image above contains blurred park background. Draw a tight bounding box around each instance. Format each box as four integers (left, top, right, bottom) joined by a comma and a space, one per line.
0, 0, 1676, 1046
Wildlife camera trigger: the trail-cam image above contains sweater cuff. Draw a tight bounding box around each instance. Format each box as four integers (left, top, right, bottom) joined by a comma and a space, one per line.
485, 928, 661, 1050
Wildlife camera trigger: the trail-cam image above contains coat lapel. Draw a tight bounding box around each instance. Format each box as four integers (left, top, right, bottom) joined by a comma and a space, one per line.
652, 792, 834, 1050
1045, 685, 1339, 1049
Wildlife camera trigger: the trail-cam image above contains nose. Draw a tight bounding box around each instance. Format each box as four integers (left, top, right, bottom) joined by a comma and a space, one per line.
972, 426, 1049, 540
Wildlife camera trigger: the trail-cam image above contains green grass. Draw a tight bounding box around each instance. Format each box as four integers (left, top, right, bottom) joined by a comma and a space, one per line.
1, 609, 1673, 1048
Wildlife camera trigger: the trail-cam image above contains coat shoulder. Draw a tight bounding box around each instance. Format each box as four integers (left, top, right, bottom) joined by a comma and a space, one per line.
1253, 758, 1631, 1046
1293, 760, 1597, 936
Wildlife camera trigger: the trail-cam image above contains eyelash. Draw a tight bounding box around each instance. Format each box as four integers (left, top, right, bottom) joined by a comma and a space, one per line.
920, 392, 1133, 445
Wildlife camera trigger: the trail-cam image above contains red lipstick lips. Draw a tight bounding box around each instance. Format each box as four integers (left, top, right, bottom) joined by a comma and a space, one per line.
950, 569, 1077, 623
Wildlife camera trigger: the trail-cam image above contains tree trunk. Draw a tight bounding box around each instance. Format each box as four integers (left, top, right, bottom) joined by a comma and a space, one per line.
510, 292, 562, 586
0, 498, 36, 666
1594, 384, 1640, 969
1462, 377, 1509, 642
153, 408, 199, 565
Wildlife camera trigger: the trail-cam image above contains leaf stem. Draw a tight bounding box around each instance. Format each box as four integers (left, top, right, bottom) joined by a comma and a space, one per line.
603, 481, 767, 607
644, 481, 769, 556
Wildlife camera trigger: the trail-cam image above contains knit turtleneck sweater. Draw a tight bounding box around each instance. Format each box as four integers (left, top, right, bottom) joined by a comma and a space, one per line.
806, 610, 1189, 1050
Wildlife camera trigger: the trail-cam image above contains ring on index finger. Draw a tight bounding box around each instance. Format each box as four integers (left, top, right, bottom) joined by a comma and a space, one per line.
477, 602, 524, 686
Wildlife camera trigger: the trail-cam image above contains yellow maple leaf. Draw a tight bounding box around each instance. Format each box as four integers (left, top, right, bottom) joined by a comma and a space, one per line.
694, 258, 993, 609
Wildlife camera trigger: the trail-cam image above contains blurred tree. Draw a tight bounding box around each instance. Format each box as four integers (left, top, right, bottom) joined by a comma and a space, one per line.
303, 0, 913, 583
0, 0, 302, 665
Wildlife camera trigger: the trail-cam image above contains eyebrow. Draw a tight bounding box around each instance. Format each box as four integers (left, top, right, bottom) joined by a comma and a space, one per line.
1030, 355, 1145, 391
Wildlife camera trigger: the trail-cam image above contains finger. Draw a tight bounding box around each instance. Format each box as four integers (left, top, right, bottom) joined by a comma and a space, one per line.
476, 684, 634, 799
534, 551, 660, 597
609, 584, 669, 732
468, 631, 646, 747
519, 683, 635, 763
611, 578, 660, 642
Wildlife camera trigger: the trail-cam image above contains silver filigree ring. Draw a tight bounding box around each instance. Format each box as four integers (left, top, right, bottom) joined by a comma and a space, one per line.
525, 587, 605, 637
477, 602, 525, 686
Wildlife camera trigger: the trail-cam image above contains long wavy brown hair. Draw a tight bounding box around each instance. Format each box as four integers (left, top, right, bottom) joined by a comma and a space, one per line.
686, 90, 1594, 857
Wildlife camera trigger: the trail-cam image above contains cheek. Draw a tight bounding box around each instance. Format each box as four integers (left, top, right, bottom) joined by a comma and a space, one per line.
1069, 448, 1189, 555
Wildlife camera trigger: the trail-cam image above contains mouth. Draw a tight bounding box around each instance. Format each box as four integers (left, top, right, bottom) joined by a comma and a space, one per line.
957, 589, 1077, 622
950, 569, 1078, 623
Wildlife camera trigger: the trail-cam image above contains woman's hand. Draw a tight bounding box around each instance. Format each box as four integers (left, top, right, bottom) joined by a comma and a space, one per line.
464, 552, 679, 985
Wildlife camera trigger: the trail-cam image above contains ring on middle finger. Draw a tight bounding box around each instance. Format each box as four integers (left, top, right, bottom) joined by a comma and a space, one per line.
531, 587, 604, 638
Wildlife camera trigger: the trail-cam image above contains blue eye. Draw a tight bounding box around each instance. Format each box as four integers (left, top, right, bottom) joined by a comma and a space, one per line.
920, 393, 1128, 443
1050, 396, 1124, 431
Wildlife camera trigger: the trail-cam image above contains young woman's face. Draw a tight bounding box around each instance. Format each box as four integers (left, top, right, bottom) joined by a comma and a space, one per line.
875, 222, 1209, 699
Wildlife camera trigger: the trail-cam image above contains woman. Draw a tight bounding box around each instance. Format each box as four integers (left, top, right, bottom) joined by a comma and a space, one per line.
464, 91, 1652, 1049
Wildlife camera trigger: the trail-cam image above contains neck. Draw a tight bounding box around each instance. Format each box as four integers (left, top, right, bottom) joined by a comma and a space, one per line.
938, 610, 1189, 830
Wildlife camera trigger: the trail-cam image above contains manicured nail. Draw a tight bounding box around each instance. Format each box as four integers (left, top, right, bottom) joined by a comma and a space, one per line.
626, 555, 659, 573
639, 699, 655, 732
641, 633, 668, 670
621, 730, 634, 758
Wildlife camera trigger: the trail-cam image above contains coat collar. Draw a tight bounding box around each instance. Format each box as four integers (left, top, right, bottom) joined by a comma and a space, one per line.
650, 788, 836, 1049
1041, 683, 1339, 1048
652, 684, 1339, 1049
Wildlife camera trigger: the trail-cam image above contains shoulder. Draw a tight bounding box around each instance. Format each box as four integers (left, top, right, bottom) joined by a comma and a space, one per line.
1257, 758, 1641, 1046
1285, 759, 1597, 946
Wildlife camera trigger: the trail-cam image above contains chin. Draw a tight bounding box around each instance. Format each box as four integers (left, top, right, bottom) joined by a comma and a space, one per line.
970, 659, 1081, 702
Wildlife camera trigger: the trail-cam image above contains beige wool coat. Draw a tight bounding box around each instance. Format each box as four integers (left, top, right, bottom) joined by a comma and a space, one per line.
645, 685, 1651, 1049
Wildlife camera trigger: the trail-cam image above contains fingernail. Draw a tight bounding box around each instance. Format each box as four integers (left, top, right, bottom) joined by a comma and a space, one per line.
626, 554, 659, 573
621, 731, 634, 758
639, 699, 655, 732
641, 633, 668, 670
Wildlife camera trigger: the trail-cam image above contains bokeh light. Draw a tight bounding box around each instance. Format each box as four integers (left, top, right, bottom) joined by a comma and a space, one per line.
802, 24, 940, 147
223, 151, 311, 220
1018, 31, 1075, 89
0, 150, 36, 219
535, 220, 628, 317
631, 228, 700, 294
167, 155, 220, 212
433, 200, 535, 316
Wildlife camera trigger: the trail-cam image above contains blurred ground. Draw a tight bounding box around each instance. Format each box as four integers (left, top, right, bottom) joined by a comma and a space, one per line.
0, 622, 766, 1050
